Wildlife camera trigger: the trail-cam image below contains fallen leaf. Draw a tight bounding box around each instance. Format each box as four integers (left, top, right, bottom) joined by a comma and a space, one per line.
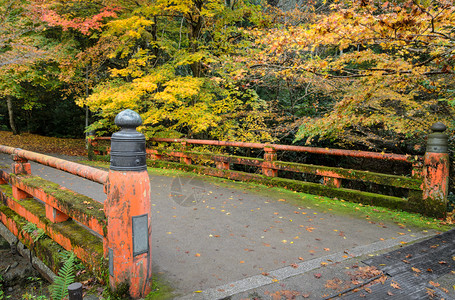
298, 257, 304, 261
390, 281, 401, 289
195, 253, 201, 257
426, 288, 436, 297
325, 278, 343, 290
324, 248, 330, 251
314, 273, 322, 278
411, 267, 421, 273
387, 291, 394, 296
429, 281, 440, 287
290, 263, 298, 269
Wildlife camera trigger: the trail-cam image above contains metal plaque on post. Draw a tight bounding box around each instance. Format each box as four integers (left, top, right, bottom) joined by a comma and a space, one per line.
108, 248, 114, 276
132, 214, 149, 256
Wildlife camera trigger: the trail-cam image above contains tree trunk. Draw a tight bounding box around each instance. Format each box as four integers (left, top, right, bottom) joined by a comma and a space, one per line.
189, 16, 203, 78
6, 95, 19, 135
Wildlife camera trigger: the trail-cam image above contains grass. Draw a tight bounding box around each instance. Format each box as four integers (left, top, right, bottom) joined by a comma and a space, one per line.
144, 277, 175, 300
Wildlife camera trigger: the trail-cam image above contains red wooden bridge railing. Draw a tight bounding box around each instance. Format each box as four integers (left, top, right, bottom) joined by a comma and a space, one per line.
0, 110, 152, 299
90, 122, 449, 218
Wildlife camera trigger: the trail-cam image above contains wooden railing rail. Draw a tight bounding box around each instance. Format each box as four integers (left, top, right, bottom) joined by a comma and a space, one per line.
0, 145, 108, 184
150, 138, 415, 162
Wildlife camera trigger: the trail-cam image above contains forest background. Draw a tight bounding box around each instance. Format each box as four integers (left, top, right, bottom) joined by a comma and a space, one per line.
1, 0, 454, 157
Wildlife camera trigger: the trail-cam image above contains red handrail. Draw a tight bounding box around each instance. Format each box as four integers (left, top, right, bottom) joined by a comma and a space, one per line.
0, 145, 108, 184
150, 138, 414, 163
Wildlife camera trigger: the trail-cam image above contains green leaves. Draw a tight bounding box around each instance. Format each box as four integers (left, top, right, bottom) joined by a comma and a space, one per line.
49, 252, 76, 300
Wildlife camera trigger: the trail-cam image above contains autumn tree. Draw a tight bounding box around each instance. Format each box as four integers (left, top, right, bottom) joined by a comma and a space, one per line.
33, 0, 121, 137
247, 0, 455, 152
0, 0, 50, 134
67, 0, 277, 142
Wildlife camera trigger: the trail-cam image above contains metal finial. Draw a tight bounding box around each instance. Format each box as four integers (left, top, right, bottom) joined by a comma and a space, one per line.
114, 109, 142, 129
426, 122, 448, 153
110, 110, 146, 171
431, 122, 447, 133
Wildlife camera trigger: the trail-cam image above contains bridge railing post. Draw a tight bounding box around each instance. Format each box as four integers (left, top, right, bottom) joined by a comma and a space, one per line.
323, 177, 342, 188
104, 109, 152, 298
11, 153, 70, 223
180, 141, 192, 165
11, 154, 32, 200
422, 122, 450, 218
262, 146, 278, 177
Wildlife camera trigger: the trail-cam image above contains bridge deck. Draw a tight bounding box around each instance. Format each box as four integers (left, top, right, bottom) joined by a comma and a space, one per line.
0, 153, 440, 299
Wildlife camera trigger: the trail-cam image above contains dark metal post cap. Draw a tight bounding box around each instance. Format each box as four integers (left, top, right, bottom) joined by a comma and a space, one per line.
426, 122, 448, 153
68, 282, 83, 300
114, 109, 142, 129
68, 282, 82, 291
110, 110, 147, 171
431, 122, 447, 133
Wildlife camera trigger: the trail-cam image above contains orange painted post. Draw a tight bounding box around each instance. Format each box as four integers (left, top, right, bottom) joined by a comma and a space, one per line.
11, 153, 70, 223
411, 161, 423, 179
104, 110, 152, 298
11, 154, 32, 200
262, 147, 278, 177
180, 141, 192, 165
149, 150, 163, 161
422, 122, 450, 218
323, 177, 342, 188
216, 161, 230, 170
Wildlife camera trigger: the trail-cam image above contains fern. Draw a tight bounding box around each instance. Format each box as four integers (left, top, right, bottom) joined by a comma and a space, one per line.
49, 252, 76, 300
22, 222, 46, 242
